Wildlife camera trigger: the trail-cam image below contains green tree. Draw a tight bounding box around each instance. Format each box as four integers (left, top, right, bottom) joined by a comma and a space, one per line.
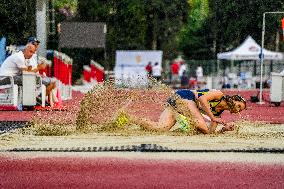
178, 0, 210, 59
77, 0, 189, 67
0, 0, 36, 45
179, 0, 284, 60
213, 0, 284, 57
54, 0, 78, 13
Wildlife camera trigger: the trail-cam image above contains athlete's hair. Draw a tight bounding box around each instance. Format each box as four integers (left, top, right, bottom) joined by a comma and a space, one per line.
231, 95, 246, 107
222, 94, 246, 113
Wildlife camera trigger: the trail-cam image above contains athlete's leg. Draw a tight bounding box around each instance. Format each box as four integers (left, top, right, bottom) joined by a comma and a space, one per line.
174, 99, 209, 134
130, 107, 176, 131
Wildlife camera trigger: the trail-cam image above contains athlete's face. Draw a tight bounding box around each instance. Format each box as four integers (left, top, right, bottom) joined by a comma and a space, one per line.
230, 101, 246, 113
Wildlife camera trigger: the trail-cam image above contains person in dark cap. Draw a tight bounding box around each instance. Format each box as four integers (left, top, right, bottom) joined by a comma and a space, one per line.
27, 36, 41, 70
28, 37, 40, 45
27, 37, 57, 107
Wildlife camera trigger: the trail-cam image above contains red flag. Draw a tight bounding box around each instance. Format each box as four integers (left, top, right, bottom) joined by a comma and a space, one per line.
282, 18, 284, 41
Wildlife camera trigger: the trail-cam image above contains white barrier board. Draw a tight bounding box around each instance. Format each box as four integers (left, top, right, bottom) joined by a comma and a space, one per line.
114, 50, 163, 87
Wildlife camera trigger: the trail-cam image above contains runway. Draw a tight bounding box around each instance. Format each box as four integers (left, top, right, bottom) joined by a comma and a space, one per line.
1, 152, 284, 188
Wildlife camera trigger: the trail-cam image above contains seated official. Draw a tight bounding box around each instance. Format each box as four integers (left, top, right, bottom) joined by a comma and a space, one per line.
0, 43, 55, 105
0, 43, 45, 85
27, 37, 58, 107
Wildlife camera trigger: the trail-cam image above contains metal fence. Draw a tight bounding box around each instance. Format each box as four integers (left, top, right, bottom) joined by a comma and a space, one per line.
162, 59, 284, 89
163, 59, 284, 78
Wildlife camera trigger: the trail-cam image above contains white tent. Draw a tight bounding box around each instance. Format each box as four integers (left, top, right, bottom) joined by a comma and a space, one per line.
217, 36, 283, 60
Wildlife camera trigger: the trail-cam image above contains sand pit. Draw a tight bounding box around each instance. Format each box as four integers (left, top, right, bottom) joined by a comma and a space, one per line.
1, 85, 284, 153
0, 121, 283, 152
1, 86, 284, 166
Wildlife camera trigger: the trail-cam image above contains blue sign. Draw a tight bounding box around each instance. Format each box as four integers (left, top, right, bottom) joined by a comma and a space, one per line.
0, 37, 6, 65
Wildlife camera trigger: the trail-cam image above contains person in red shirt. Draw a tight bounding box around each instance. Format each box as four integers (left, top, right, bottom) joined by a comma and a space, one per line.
145, 62, 152, 77
171, 61, 180, 88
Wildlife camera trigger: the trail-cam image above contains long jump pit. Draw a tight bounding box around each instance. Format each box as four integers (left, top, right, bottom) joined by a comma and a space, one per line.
0, 86, 284, 188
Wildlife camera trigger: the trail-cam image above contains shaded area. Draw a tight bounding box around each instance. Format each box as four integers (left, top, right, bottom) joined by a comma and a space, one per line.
8, 143, 284, 154
0, 121, 27, 135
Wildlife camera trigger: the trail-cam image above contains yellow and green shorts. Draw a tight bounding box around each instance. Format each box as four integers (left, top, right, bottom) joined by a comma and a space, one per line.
170, 113, 193, 132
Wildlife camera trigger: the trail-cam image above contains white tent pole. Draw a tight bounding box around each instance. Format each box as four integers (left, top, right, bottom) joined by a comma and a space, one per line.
217, 59, 220, 75
259, 13, 265, 104
230, 59, 234, 72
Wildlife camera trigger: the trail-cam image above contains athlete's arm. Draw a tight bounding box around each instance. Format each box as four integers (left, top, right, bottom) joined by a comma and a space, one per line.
209, 121, 218, 133
197, 90, 226, 125
201, 113, 219, 133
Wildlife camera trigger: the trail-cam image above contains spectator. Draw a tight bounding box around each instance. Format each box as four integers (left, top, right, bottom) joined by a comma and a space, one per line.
170, 60, 180, 88
196, 65, 204, 88
189, 76, 198, 89
180, 71, 189, 89
27, 37, 49, 75
27, 37, 58, 107
0, 43, 41, 85
26, 37, 41, 69
152, 62, 162, 81
222, 75, 230, 89
145, 61, 152, 77
196, 65, 203, 82
178, 61, 187, 83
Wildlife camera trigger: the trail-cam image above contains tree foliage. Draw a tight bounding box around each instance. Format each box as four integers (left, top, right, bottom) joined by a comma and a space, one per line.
181, 0, 284, 59
54, 0, 78, 13
0, 0, 36, 45
213, 0, 283, 52
1, 0, 284, 80
178, 0, 210, 59
77, 0, 189, 65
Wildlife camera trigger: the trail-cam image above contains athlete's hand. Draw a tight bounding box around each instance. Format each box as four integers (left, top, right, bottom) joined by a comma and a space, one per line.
220, 122, 235, 133
212, 117, 226, 125
224, 122, 235, 131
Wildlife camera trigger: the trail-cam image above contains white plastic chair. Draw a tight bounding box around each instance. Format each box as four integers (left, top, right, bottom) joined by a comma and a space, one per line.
0, 73, 46, 109
0, 75, 18, 107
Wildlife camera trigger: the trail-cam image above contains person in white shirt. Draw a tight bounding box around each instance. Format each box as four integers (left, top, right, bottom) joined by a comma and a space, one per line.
152, 62, 162, 81
0, 42, 56, 106
26, 37, 49, 71
27, 37, 58, 107
178, 61, 187, 79
196, 65, 203, 81
0, 43, 45, 85
27, 37, 40, 69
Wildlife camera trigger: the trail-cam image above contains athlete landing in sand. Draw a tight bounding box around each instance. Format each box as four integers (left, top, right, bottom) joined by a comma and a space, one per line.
126, 89, 246, 134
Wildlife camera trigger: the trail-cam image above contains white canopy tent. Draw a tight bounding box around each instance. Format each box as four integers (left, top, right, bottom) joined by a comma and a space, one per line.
216, 36, 284, 90
217, 36, 283, 60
